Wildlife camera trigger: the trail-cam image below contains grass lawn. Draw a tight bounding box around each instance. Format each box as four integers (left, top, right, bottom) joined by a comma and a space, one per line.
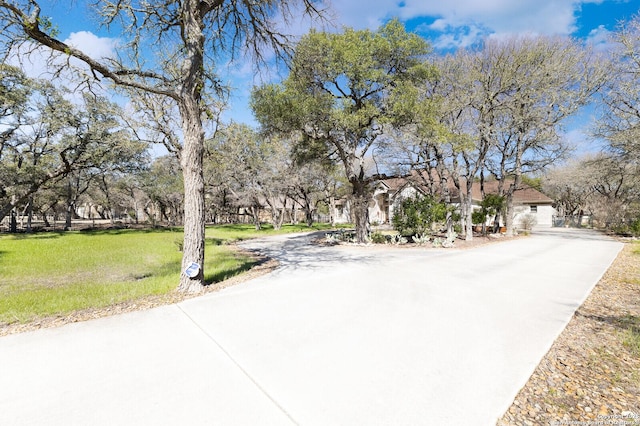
0, 223, 337, 325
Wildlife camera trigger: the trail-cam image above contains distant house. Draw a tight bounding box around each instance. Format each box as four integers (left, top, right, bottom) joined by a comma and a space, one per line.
335, 172, 555, 229
468, 180, 556, 228
369, 175, 427, 225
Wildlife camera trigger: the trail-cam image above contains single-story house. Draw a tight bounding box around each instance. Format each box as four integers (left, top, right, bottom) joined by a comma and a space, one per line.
335, 171, 555, 229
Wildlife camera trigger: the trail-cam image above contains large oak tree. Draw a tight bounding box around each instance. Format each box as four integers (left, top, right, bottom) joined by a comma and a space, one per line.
251, 19, 436, 242
0, 0, 326, 292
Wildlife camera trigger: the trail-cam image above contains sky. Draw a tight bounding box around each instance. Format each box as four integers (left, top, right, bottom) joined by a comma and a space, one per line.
15, 0, 640, 149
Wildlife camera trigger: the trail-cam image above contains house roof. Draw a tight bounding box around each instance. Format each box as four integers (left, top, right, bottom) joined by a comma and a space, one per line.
378, 170, 553, 205
376, 176, 422, 194
470, 180, 553, 204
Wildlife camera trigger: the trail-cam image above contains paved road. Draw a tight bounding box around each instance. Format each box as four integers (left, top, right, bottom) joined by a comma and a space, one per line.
0, 228, 623, 425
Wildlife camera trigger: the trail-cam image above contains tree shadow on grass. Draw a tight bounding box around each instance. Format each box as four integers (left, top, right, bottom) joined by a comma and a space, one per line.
204, 257, 266, 285
208, 237, 227, 246
2, 231, 65, 240
76, 227, 183, 236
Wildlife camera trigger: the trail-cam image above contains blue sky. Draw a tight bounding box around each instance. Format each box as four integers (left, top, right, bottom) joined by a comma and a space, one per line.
19, 0, 640, 147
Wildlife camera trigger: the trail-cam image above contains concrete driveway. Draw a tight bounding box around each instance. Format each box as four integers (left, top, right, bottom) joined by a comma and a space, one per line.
0, 228, 623, 425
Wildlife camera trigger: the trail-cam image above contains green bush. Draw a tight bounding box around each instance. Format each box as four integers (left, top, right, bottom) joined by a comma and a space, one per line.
392, 195, 448, 237
370, 232, 387, 244
472, 210, 487, 225
612, 218, 640, 237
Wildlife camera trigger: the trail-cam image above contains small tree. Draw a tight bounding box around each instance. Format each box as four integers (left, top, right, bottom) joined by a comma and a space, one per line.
392, 195, 448, 237
483, 194, 505, 233
472, 210, 487, 228
470, 194, 505, 234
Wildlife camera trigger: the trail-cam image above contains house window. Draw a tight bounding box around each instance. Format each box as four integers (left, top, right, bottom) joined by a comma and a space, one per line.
530, 205, 538, 213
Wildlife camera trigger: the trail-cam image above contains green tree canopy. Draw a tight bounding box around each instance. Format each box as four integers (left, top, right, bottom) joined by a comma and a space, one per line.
251, 19, 438, 242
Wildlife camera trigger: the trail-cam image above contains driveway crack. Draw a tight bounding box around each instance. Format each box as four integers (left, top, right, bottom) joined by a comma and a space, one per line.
176, 304, 299, 425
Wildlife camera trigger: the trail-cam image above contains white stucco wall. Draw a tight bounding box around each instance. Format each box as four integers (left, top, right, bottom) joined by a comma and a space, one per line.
333, 202, 351, 224
514, 204, 555, 228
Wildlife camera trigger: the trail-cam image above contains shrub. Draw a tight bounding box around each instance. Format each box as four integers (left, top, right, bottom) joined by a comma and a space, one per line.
392, 195, 447, 237
411, 233, 431, 245
613, 218, 640, 237
519, 213, 538, 231
389, 234, 408, 245
475, 195, 505, 225
325, 229, 357, 244
370, 232, 387, 244
472, 210, 487, 226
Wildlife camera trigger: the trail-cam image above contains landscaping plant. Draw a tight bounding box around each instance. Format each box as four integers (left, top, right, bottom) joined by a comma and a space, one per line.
392, 195, 448, 237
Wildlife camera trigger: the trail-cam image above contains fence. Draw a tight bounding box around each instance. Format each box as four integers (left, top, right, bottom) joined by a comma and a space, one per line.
552, 215, 592, 228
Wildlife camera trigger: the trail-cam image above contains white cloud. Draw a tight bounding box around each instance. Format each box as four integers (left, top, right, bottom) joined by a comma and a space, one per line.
64, 31, 118, 61
330, 0, 593, 50
428, 19, 449, 32
585, 24, 615, 52
7, 31, 119, 105
332, 0, 397, 29
564, 128, 589, 149
431, 24, 490, 50
9, 31, 118, 80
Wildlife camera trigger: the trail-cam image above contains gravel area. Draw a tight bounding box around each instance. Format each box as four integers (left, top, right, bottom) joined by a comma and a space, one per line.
498, 241, 640, 425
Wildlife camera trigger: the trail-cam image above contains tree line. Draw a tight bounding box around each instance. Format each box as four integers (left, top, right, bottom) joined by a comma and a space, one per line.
1, 1, 639, 293
543, 18, 640, 235
0, 73, 342, 232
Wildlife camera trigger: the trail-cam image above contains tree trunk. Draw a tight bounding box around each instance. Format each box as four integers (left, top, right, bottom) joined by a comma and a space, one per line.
250, 206, 261, 230
435, 147, 454, 237
64, 189, 74, 231
505, 194, 515, 237
351, 180, 370, 243
305, 208, 314, 227
329, 195, 336, 227
505, 140, 524, 238
464, 201, 473, 241
464, 187, 474, 242
176, 1, 207, 293
26, 198, 33, 233
177, 102, 206, 293
276, 207, 285, 230
10, 210, 17, 233
271, 209, 282, 230
64, 206, 73, 230
266, 196, 285, 230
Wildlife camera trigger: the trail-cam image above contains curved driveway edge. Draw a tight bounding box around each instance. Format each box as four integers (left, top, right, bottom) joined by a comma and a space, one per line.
0, 227, 623, 425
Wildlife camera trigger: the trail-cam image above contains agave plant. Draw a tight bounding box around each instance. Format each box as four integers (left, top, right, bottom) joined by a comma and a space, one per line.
411, 233, 431, 245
